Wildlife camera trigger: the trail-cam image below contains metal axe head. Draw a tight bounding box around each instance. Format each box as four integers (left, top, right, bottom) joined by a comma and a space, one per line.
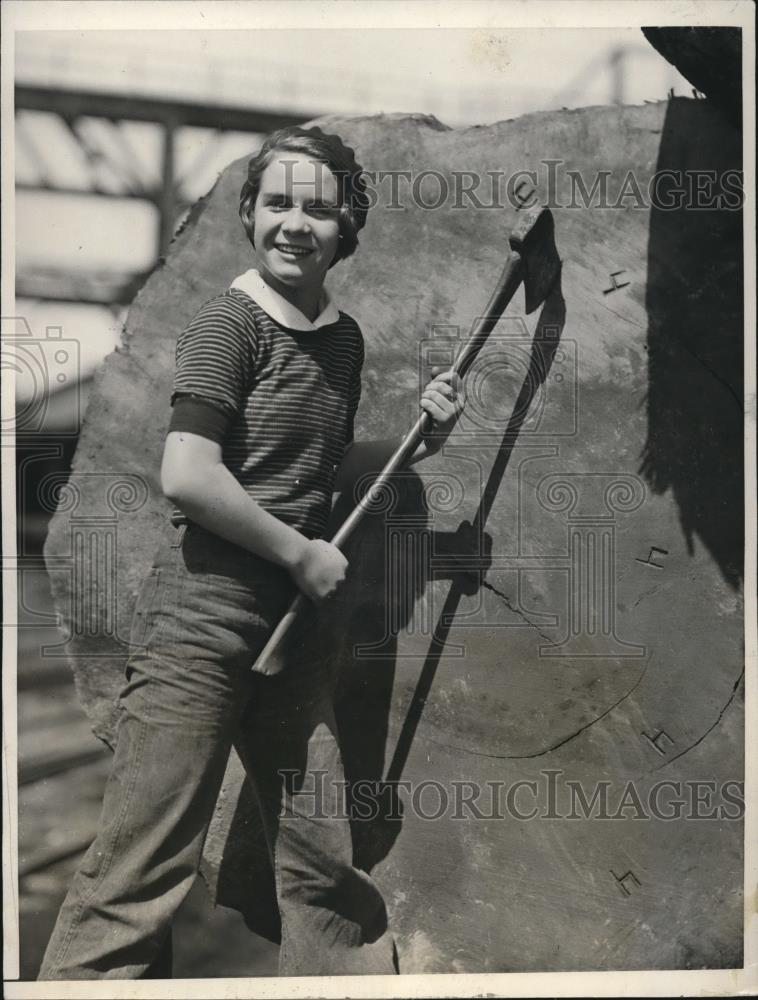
509, 205, 562, 314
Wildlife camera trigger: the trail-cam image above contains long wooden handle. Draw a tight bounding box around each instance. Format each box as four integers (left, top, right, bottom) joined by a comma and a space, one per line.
252, 249, 525, 675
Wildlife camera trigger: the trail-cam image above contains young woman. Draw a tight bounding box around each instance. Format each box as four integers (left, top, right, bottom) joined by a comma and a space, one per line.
40, 125, 461, 980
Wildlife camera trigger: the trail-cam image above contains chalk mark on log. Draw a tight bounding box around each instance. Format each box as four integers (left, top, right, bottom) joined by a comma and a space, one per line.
481, 579, 557, 646
633, 583, 662, 607
653, 667, 744, 772
424, 660, 649, 760
597, 300, 645, 330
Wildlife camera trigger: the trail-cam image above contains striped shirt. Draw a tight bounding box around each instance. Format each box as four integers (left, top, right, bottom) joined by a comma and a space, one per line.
168, 286, 364, 540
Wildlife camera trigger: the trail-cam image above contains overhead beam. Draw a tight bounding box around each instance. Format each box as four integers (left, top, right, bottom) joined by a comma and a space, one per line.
15, 84, 318, 133
17, 267, 152, 307
15, 181, 162, 204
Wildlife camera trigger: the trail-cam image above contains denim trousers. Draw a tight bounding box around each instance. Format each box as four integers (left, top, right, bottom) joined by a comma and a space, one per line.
39, 521, 397, 980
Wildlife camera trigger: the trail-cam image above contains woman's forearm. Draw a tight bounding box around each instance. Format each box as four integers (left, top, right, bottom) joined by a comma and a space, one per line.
164, 460, 308, 571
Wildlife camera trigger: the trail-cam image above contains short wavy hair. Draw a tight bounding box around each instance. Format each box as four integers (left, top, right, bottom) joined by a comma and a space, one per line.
239, 126, 370, 267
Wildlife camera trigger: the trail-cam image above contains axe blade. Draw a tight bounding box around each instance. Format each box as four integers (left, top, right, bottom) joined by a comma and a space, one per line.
509, 205, 562, 314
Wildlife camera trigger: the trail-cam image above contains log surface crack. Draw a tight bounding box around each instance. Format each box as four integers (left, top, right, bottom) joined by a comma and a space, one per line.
481, 579, 558, 647
597, 300, 645, 330
653, 667, 744, 772
680, 342, 743, 411
426, 660, 649, 760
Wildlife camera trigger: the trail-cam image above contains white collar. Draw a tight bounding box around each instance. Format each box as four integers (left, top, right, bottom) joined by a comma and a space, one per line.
230, 268, 340, 331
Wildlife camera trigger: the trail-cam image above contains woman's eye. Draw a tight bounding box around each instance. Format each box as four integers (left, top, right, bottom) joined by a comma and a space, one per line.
263, 199, 337, 217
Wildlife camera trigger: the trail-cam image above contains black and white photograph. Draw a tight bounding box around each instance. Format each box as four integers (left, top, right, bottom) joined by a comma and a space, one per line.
2, 1, 755, 997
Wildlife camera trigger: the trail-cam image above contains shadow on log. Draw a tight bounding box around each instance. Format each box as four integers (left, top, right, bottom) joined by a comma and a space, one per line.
640, 97, 743, 590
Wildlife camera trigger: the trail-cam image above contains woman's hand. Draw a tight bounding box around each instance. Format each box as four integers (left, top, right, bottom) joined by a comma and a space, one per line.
289, 539, 348, 602
419, 367, 463, 455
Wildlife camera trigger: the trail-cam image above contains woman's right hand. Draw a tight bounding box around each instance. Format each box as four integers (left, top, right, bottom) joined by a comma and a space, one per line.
290, 539, 348, 602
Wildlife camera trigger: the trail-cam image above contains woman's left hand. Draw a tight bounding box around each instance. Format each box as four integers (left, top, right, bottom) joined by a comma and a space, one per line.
420, 367, 463, 454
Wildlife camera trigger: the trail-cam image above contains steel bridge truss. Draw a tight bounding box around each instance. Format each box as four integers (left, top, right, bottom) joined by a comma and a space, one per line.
15, 84, 318, 309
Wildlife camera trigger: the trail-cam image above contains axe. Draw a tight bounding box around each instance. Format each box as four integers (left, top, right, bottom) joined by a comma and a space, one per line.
252, 204, 561, 676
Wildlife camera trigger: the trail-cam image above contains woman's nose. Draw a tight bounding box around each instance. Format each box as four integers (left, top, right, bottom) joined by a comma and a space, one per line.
281, 206, 310, 233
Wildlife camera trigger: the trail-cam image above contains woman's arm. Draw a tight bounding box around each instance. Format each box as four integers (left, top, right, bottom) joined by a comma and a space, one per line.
161, 431, 346, 600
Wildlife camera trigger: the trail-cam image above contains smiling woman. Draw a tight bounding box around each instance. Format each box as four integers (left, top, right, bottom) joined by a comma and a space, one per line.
252, 154, 341, 320
37, 122, 462, 981
239, 128, 369, 249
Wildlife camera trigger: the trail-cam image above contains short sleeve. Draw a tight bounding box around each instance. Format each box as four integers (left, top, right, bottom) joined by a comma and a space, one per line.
168, 395, 233, 444
171, 295, 256, 418
344, 330, 364, 446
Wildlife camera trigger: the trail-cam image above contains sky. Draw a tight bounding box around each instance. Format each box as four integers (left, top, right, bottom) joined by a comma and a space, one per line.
12, 26, 688, 397
16, 27, 682, 121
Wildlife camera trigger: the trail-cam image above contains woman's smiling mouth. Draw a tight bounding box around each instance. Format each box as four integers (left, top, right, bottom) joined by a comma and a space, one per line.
275, 243, 313, 258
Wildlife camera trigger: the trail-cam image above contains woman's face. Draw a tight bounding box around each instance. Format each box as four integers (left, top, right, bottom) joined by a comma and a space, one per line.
253, 152, 341, 297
